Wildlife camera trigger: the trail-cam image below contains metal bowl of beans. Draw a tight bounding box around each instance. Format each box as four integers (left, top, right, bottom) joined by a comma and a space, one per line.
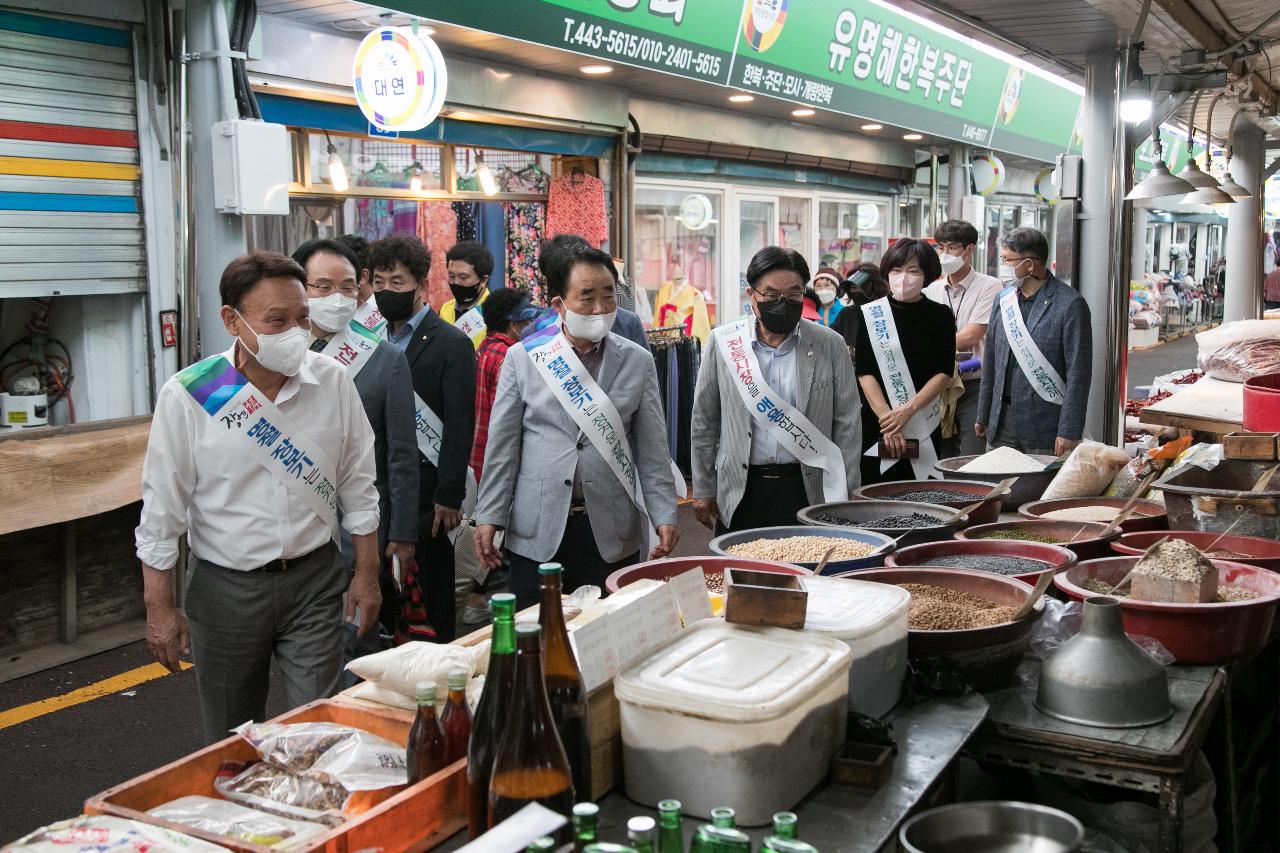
886, 539, 1077, 585
708, 525, 898, 575
836, 567, 1043, 690
1019, 497, 1168, 533
935, 454, 1060, 510
853, 478, 1010, 525
956, 519, 1122, 561
797, 500, 967, 549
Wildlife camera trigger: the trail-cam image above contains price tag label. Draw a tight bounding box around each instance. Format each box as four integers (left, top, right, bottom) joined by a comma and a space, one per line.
568, 617, 618, 694
635, 582, 683, 647
609, 595, 654, 669
667, 567, 714, 625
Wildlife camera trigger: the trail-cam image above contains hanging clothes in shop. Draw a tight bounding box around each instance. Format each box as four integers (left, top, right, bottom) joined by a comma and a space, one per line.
476, 201, 507, 292
505, 202, 546, 302
655, 279, 712, 345
646, 329, 701, 477
545, 171, 608, 248
416, 201, 457, 309
453, 201, 478, 242
356, 197, 394, 240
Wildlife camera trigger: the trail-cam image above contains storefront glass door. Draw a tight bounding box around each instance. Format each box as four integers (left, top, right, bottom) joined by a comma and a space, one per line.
819, 199, 887, 275
737, 197, 776, 319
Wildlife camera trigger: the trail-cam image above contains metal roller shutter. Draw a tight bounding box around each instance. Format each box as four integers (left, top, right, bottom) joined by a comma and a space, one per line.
0, 8, 146, 298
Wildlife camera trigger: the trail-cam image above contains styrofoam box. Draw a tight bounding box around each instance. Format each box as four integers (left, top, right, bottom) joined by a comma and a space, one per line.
800, 575, 909, 718
614, 622, 852, 826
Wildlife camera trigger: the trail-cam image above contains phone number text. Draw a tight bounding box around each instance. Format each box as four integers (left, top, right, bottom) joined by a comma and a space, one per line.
562, 17, 721, 78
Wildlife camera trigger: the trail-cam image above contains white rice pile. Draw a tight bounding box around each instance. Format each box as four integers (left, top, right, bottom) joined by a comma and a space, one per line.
958, 447, 1048, 474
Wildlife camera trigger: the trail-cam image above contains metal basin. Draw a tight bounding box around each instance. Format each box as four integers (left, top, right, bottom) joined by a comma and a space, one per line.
957, 519, 1121, 561
900, 801, 1084, 853
797, 499, 966, 548
1019, 497, 1168, 533
604, 556, 809, 594
887, 539, 1077, 585
853, 478, 1009, 525
708, 525, 896, 575
935, 454, 1059, 510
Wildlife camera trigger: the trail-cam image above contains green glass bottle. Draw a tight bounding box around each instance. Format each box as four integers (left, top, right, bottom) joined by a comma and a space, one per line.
526, 838, 557, 853
573, 802, 600, 852
657, 800, 683, 853
760, 839, 819, 853
691, 826, 750, 853
583, 845, 638, 853
628, 816, 656, 853
467, 594, 517, 838
771, 813, 798, 840
710, 808, 736, 829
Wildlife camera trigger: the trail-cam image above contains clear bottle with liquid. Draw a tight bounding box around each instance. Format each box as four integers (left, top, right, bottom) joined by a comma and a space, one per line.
466, 594, 517, 838
406, 681, 447, 784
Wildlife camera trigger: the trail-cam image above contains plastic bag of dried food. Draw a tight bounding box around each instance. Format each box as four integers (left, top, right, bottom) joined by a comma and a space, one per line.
148, 796, 328, 850
214, 761, 347, 825
234, 722, 408, 790
345, 641, 485, 698
1040, 441, 1130, 500
1106, 436, 1191, 498
1198, 338, 1280, 383
1, 815, 232, 853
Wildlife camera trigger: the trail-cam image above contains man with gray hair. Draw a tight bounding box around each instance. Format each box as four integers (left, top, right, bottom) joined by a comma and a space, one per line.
976, 227, 1091, 457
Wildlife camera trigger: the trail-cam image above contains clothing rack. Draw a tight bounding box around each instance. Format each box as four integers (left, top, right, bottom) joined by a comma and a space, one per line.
646, 330, 700, 477
646, 325, 686, 340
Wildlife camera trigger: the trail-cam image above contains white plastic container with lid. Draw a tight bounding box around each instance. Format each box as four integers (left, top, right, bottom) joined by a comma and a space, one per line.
614, 621, 852, 826
801, 575, 910, 718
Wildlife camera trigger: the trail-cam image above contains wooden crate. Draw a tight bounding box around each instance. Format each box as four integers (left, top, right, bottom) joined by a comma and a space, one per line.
84, 699, 467, 853
1223, 432, 1280, 461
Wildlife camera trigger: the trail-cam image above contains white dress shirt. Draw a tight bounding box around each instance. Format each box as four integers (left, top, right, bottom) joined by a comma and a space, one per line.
748, 321, 800, 465
924, 267, 1002, 380
135, 346, 380, 571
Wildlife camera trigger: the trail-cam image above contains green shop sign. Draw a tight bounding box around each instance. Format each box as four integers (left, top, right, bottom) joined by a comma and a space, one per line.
396, 0, 1085, 162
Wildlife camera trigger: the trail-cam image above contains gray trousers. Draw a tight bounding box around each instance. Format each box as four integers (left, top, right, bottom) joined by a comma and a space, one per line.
185, 542, 347, 744
990, 415, 1054, 457
942, 379, 986, 459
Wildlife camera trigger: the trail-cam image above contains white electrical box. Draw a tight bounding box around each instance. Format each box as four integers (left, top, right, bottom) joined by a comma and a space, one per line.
210, 119, 292, 215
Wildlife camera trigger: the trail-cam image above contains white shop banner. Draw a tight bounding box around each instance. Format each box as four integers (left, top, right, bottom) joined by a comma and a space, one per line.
861, 298, 941, 480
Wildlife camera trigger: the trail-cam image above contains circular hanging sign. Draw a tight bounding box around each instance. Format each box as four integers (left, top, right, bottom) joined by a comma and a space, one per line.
679, 194, 715, 231
352, 27, 447, 133
971, 153, 1005, 196
856, 203, 880, 230
1034, 168, 1060, 206
743, 0, 790, 52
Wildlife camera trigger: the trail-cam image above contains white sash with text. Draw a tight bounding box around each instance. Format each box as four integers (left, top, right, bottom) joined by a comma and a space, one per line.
861, 298, 941, 480
999, 288, 1066, 405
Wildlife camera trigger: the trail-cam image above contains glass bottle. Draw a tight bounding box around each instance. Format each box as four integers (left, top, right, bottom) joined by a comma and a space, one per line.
628, 816, 657, 853
489, 624, 575, 841
526, 839, 557, 853
441, 668, 472, 764
691, 826, 750, 853
407, 681, 447, 784
573, 802, 600, 851
771, 813, 798, 840
761, 839, 819, 853
710, 808, 736, 829
539, 563, 592, 800
657, 800, 684, 853
467, 594, 517, 839
584, 846, 639, 853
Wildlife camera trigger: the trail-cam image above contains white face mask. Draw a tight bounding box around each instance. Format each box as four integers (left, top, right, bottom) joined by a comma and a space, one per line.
1000, 259, 1030, 287
888, 271, 925, 301
307, 294, 357, 334
562, 308, 616, 343
938, 252, 966, 276
235, 310, 310, 376
815, 288, 836, 305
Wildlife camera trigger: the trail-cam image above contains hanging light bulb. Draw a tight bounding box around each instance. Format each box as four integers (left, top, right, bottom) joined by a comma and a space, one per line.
1183, 94, 1234, 204
409, 160, 424, 193
476, 152, 498, 196
1175, 92, 1224, 191
1125, 69, 1194, 201
1217, 110, 1254, 200
1119, 53, 1151, 124
324, 131, 348, 193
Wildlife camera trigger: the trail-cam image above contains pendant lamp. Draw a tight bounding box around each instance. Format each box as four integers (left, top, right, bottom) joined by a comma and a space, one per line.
1175, 92, 1228, 193
1185, 94, 1236, 204
1180, 184, 1235, 206
1217, 110, 1254, 200
1126, 70, 1194, 201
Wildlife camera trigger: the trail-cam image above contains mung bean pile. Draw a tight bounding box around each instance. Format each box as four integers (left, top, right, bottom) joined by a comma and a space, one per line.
969, 529, 1066, 544
898, 583, 1018, 630
726, 535, 878, 563
810, 511, 942, 529
918, 554, 1050, 576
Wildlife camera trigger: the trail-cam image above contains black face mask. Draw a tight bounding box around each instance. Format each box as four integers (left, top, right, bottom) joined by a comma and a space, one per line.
756, 297, 803, 336
449, 284, 482, 306
374, 288, 416, 322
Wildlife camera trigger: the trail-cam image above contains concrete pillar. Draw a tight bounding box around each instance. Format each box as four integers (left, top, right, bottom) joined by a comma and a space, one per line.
187, 0, 246, 357
947, 144, 967, 220
1224, 120, 1265, 322
1078, 48, 1130, 444
1131, 206, 1149, 281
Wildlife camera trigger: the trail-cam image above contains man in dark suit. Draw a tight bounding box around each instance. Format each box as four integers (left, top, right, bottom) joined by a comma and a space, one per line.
291, 239, 418, 666
370, 234, 475, 643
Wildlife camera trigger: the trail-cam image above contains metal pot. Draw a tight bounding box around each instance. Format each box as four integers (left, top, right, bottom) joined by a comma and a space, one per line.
1035, 596, 1172, 728
899, 800, 1084, 853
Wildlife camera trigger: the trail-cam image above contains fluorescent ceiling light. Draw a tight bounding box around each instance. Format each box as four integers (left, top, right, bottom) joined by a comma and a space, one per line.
792, 108, 815, 117
580, 64, 613, 75
728, 94, 754, 103
861, 123, 883, 131
903, 133, 923, 141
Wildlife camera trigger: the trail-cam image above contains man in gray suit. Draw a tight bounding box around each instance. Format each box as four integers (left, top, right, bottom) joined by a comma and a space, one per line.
975, 227, 1091, 457
691, 246, 861, 533
474, 238, 678, 607
292, 239, 418, 647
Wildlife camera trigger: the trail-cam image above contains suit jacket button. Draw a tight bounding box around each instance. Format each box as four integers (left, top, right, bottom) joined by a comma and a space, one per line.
564, 479, 572, 486
576, 441, 585, 450
742, 463, 748, 469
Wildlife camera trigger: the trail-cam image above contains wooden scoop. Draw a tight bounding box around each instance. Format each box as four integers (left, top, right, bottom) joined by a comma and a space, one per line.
1011, 570, 1055, 621
1251, 462, 1280, 493
1096, 471, 1162, 539
946, 477, 1017, 523
814, 543, 839, 576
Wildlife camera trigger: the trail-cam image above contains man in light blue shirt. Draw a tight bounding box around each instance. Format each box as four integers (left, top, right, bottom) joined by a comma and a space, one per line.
747, 320, 799, 465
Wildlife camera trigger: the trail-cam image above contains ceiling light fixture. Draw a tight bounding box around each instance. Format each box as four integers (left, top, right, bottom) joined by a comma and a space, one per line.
324, 131, 348, 193
903, 133, 923, 141
792, 108, 816, 117
861, 123, 883, 131
580, 64, 613, 75
1119, 51, 1152, 124
476, 152, 498, 196
728, 93, 754, 103
1175, 92, 1224, 191
1126, 69, 1193, 201
1217, 110, 1253, 200
409, 160, 424, 193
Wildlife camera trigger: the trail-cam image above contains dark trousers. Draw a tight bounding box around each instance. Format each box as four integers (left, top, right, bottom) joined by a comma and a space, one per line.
717, 464, 810, 535
942, 379, 985, 459
185, 542, 346, 744
508, 512, 640, 610
417, 515, 457, 643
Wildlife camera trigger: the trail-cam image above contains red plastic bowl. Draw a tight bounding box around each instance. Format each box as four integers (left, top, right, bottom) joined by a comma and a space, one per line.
604, 556, 810, 594
886, 539, 1077, 585
1243, 373, 1280, 432
1019, 497, 1168, 533
1110, 530, 1280, 572
852, 478, 1008, 526
956, 519, 1121, 561
1054, 556, 1280, 663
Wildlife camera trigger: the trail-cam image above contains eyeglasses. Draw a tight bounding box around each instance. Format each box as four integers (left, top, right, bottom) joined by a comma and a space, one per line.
751, 288, 805, 304
307, 280, 359, 298
999, 255, 1036, 266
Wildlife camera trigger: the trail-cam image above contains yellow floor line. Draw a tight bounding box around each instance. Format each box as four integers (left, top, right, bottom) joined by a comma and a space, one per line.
0, 660, 192, 730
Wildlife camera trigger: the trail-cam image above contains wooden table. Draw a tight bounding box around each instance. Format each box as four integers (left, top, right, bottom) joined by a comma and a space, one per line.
1139, 377, 1243, 437
966, 660, 1225, 853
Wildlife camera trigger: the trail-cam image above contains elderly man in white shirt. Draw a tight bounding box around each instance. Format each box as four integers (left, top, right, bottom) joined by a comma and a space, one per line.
924, 219, 1003, 458
135, 252, 381, 743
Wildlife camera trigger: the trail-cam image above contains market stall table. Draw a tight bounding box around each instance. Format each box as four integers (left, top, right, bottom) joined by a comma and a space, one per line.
1139, 377, 1243, 437
435, 693, 989, 852
965, 659, 1225, 853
